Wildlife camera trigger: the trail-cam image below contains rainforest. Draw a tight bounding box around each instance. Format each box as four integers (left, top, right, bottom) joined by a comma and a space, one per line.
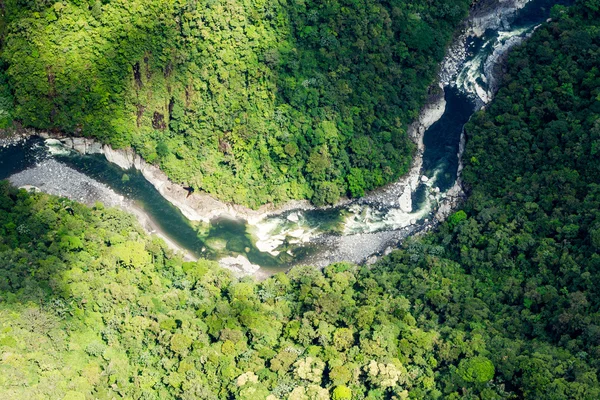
1, 0, 600, 399
0, 0, 470, 207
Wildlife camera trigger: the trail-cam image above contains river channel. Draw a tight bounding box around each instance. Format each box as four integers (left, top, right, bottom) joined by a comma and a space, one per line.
0, 0, 567, 276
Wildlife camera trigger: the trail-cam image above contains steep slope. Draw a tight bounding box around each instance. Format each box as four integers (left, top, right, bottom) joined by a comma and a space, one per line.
0, 0, 469, 207
374, 1, 600, 397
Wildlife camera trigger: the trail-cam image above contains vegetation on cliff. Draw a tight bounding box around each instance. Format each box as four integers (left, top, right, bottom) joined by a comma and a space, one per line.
0, 0, 469, 207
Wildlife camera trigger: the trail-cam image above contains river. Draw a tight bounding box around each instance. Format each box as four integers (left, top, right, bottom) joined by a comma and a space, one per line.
0, 0, 567, 277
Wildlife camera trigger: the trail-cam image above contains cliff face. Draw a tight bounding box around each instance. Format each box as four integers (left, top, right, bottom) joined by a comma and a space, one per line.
41, 134, 308, 224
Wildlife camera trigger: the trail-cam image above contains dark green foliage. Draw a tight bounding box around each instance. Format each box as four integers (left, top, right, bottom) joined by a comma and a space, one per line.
0, 0, 469, 207
456, 0, 600, 354
361, 2, 600, 397
0, 65, 14, 129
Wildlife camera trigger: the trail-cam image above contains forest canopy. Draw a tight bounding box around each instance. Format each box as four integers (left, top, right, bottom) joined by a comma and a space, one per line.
0, 0, 470, 207
1, 0, 600, 399
2, 2, 600, 397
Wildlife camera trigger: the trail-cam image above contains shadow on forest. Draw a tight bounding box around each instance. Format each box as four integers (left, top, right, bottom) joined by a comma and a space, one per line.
0, 181, 84, 307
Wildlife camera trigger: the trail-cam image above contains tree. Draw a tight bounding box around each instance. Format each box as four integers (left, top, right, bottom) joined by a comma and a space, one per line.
312, 181, 341, 206
170, 334, 193, 356
294, 357, 325, 383
457, 356, 495, 384
347, 168, 366, 197
332, 385, 352, 400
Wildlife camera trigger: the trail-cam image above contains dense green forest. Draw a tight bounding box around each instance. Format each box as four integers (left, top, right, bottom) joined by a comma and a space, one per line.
2, 1, 600, 399
0, 0, 470, 207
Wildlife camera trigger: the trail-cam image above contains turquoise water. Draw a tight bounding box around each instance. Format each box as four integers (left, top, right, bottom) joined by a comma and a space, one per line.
0, 139, 325, 270
59, 149, 300, 268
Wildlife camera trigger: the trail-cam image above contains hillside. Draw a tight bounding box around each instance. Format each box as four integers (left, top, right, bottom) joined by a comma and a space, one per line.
0, 0, 470, 207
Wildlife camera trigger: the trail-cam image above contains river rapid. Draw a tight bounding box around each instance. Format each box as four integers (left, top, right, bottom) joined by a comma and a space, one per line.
0, 0, 566, 277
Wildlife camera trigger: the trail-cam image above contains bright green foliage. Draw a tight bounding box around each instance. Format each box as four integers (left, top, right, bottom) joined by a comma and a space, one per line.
0, 0, 469, 207
169, 333, 193, 356
332, 385, 352, 400
457, 356, 495, 383
0, 182, 497, 399
447, 210, 466, 230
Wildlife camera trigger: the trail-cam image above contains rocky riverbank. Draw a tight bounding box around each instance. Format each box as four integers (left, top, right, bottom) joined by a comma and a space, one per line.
41, 0, 534, 230
470, 0, 531, 35
2, 0, 534, 231
31, 131, 310, 224
360, 88, 447, 212
441, 0, 532, 86
6, 153, 274, 277
10, 87, 447, 229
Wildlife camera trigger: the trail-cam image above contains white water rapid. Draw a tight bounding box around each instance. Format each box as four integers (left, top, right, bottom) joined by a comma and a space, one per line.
249, 0, 548, 268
